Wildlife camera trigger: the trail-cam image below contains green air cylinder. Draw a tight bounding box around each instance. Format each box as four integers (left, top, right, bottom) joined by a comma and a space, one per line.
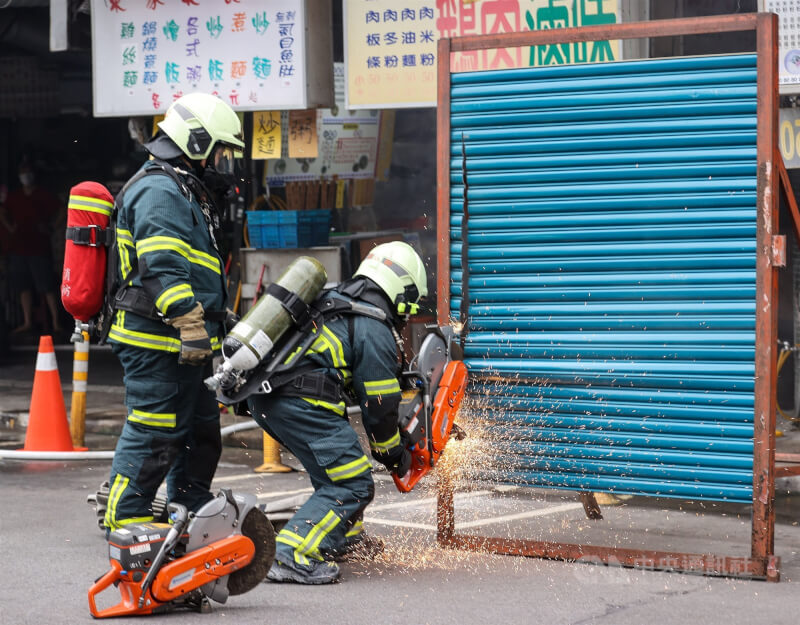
222, 256, 327, 371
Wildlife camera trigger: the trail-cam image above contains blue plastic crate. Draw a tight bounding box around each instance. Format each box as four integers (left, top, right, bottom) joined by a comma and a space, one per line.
247, 210, 331, 249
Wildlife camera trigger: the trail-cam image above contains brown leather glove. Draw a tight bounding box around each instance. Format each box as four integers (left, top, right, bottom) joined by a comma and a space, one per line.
166, 302, 212, 365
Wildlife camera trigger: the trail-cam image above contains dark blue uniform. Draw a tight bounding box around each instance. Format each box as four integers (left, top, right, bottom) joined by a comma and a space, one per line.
104, 163, 227, 530
249, 290, 405, 566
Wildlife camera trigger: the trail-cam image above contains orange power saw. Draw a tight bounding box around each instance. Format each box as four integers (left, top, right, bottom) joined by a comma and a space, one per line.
88, 490, 274, 618
394, 325, 468, 493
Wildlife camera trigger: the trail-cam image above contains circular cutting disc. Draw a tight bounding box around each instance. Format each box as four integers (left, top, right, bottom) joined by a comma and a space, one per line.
227, 508, 276, 595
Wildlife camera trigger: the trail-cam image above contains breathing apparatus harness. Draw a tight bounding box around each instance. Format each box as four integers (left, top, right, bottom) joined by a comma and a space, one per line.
223, 277, 407, 408
98, 158, 227, 342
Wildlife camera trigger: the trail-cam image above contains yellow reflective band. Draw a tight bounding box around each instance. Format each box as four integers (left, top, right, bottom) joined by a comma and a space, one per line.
186, 248, 222, 274
137, 236, 222, 275
116, 229, 133, 245
364, 378, 401, 396
296, 510, 341, 562
369, 430, 401, 453
68, 194, 114, 215
308, 326, 346, 369
276, 530, 304, 549
301, 397, 346, 416
345, 519, 364, 538
128, 409, 176, 428
108, 325, 181, 352
118, 515, 155, 526
155, 284, 194, 314
325, 455, 372, 482
105, 474, 128, 530
321, 326, 345, 367
136, 235, 190, 256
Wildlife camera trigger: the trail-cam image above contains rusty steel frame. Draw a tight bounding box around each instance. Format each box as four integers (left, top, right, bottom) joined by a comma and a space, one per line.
435, 12, 789, 581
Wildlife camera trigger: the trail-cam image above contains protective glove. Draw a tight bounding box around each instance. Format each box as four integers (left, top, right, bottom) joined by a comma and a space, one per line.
372, 443, 412, 478
166, 302, 212, 365
224, 308, 240, 332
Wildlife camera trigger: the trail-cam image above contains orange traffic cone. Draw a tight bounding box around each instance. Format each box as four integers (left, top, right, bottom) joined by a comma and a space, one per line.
21, 336, 87, 452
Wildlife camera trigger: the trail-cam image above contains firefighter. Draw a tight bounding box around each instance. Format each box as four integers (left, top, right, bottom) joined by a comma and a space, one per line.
250, 241, 428, 584
103, 93, 244, 532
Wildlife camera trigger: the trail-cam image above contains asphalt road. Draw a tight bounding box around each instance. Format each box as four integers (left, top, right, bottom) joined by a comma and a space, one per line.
2, 344, 800, 624
2, 450, 800, 625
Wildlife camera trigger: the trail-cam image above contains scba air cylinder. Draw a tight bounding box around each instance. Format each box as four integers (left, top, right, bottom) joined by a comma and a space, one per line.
222, 256, 327, 373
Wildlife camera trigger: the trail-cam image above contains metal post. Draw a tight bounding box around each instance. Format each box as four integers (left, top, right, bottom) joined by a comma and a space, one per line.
436, 36, 452, 327
69, 331, 90, 448
254, 431, 293, 473
752, 12, 780, 582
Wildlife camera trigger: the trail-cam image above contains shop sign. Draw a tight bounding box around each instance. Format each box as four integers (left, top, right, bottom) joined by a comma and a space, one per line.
265, 64, 383, 184
90, 0, 310, 116
779, 108, 800, 169
761, 0, 800, 95
345, 0, 620, 109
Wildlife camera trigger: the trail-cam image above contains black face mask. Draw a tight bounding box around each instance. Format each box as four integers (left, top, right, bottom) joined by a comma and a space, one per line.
202, 166, 237, 197
203, 143, 239, 197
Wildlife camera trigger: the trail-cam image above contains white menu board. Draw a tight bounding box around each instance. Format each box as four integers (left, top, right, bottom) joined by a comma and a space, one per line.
90, 0, 310, 116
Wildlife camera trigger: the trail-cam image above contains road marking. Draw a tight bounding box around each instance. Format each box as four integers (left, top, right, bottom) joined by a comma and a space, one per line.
363, 517, 436, 531
256, 487, 313, 500
367, 490, 492, 512
454, 502, 584, 529
213, 472, 275, 484
366, 499, 584, 532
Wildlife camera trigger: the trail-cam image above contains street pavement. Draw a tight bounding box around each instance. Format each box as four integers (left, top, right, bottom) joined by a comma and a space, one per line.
2, 343, 800, 624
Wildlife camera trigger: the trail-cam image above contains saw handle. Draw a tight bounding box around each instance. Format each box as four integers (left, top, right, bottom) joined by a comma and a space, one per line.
87, 559, 152, 619
137, 503, 189, 608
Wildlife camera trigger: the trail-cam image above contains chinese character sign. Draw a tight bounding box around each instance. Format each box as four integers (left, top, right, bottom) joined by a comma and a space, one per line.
761, 0, 800, 93
345, 0, 438, 108
252, 111, 282, 159
345, 0, 619, 109
90, 0, 307, 116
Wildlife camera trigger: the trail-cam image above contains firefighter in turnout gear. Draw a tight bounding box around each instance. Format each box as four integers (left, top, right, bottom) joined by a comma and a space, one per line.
104, 93, 244, 532
250, 241, 428, 584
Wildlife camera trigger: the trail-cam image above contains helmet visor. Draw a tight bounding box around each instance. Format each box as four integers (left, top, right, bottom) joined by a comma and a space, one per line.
211, 144, 238, 176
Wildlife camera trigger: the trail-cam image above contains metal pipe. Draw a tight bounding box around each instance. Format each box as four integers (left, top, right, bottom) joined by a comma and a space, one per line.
220, 420, 260, 437
0, 450, 115, 460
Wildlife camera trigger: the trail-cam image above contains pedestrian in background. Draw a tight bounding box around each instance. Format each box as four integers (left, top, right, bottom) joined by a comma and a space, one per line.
2, 161, 63, 336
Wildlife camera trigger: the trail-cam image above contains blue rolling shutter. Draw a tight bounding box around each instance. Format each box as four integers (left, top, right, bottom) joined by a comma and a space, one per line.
449, 54, 757, 503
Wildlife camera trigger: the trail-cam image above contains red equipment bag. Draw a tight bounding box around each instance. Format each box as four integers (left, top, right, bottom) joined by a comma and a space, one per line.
61, 181, 115, 322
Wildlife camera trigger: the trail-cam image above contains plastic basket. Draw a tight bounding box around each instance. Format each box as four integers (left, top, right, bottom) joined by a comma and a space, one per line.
247, 210, 331, 249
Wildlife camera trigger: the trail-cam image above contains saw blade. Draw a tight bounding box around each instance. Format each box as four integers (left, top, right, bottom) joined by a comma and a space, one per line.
416, 330, 448, 391
226, 508, 276, 595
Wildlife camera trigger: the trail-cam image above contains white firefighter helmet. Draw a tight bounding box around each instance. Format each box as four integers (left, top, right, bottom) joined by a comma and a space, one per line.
155, 93, 244, 161
355, 241, 428, 316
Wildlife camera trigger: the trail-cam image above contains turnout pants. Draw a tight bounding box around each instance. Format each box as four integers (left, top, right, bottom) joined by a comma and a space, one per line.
104, 345, 221, 530
250, 395, 375, 565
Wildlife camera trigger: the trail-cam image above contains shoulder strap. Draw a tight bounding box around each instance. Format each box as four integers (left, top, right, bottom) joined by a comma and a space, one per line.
95, 161, 192, 344
117, 159, 191, 208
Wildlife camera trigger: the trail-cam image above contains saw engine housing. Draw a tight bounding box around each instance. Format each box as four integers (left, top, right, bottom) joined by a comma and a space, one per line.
88, 490, 274, 618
